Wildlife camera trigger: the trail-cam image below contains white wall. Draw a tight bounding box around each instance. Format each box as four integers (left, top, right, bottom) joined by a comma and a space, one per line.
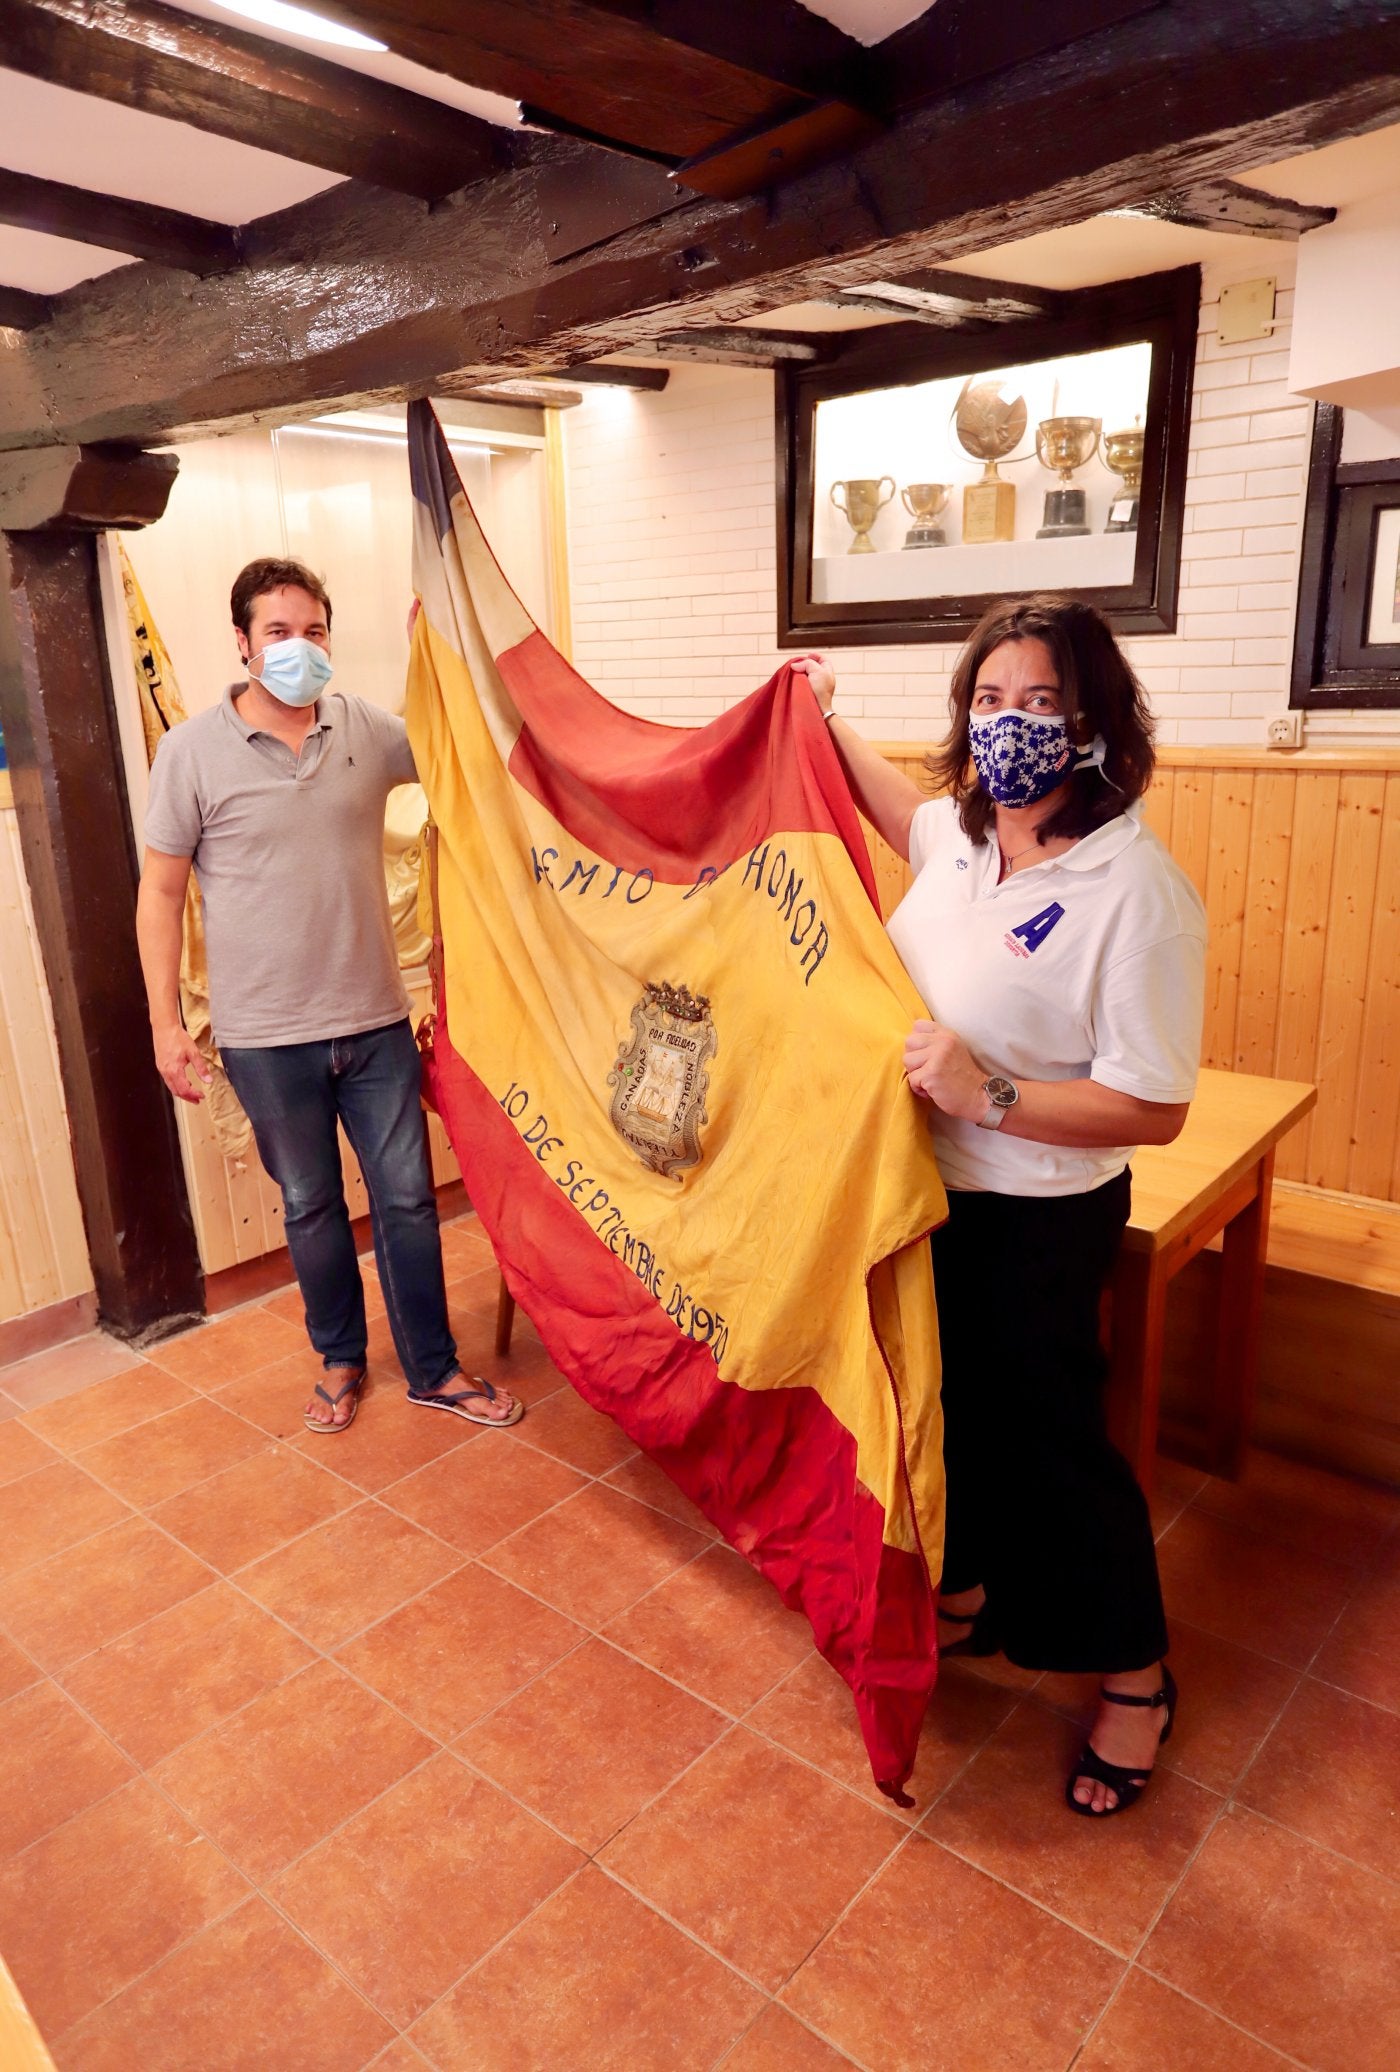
563, 261, 1364, 748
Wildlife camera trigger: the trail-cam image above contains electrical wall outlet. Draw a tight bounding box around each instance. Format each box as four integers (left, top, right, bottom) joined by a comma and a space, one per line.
1266, 711, 1304, 748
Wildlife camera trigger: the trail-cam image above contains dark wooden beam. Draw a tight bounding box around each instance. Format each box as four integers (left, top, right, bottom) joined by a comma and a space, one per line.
0, 517, 204, 1341
670, 101, 886, 201
0, 445, 178, 530
0, 283, 54, 332
3, 0, 1398, 452
0, 0, 508, 203
872, 0, 1163, 111
554, 363, 671, 391
328, 0, 875, 164
1123, 176, 1338, 239
0, 167, 240, 275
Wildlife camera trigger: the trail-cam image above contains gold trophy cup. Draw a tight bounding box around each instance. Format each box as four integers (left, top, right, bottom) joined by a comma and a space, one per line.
900, 482, 951, 549
829, 476, 895, 554
1035, 415, 1102, 538
1101, 422, 1145, 532
953, 380, 1027, 545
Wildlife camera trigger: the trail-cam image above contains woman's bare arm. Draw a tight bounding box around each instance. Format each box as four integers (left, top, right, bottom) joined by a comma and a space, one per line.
791, 654, 926, 862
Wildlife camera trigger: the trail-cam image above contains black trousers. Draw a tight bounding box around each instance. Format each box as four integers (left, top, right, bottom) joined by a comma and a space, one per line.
932, 1168, 1169, 1675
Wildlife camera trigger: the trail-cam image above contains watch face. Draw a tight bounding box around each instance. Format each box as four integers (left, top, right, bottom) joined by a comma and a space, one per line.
985, 1075, 1018, 1108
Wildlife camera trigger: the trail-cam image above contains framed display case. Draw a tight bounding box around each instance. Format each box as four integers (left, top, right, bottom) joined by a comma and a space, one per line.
775, 265, 1199, 647
1291, 401, 1400, 711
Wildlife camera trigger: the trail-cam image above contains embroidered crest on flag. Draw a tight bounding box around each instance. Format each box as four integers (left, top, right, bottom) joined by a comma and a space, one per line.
608, 982, 717, 1177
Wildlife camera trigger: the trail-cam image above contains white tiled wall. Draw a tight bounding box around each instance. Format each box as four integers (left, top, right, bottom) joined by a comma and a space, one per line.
562, 265, 1355, 747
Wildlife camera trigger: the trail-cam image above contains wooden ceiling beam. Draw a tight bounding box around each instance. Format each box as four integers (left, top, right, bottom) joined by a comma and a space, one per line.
871, 0, 1162, 112
0, 166, 239, 275
324, 1, 875, 165
0, 0, 508, 203
1, 0, 1392, 453
553, 363, 672, 391
1121, 176, 1338, 240
0, 284, 55, 332
828, 270, 1065, 327
619, 328, 833, 369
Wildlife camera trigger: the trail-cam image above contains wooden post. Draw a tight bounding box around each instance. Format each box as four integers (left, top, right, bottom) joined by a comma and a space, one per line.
0, 447, 204, 1341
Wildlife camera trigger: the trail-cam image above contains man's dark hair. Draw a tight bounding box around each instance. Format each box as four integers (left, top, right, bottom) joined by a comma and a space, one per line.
926, 593, 1156, 847
230, 557, 333, 638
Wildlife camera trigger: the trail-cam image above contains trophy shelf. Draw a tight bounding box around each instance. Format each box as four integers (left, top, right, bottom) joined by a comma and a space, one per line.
775, 264, 1200, 649
812, 531, 1138, 606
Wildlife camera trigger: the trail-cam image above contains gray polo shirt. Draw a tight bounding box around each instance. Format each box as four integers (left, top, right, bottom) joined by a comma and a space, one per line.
145, 686, 418, 1049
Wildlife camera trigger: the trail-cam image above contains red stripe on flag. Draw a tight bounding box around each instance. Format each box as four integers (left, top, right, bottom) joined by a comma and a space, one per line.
497, 632, 880, 902
422, 1008, 936, 1802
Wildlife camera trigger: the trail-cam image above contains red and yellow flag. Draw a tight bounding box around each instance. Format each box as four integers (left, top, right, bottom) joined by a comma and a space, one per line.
406, 402, 947, 1800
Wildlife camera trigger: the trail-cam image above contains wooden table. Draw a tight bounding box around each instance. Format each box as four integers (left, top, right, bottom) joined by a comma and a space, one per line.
1107, 1067, 1316, 1493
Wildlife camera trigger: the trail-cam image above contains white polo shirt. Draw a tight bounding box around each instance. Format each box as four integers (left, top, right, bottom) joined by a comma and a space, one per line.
886, 796, 1206, 1197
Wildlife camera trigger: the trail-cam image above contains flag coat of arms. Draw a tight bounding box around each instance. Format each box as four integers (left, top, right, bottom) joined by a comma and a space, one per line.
406, 402, 947, 1800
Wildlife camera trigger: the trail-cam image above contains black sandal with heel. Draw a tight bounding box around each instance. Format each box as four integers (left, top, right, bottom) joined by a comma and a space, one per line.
1065, 1663, 1178, 1817
937, 1599, 1001, 1660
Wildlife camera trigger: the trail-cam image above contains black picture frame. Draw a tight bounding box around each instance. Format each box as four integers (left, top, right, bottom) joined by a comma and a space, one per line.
775, 265, 1200, 649
1291, 401, 1400, 710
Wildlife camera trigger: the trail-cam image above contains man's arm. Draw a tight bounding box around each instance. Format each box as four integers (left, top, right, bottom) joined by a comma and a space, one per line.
136, 850, 212, 1103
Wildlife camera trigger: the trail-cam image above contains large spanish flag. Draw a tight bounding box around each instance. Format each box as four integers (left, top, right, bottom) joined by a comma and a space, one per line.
406, 402, 947, 1801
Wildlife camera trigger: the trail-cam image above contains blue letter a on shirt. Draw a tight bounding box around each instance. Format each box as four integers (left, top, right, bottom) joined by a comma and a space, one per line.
1010, 901, 1066, 954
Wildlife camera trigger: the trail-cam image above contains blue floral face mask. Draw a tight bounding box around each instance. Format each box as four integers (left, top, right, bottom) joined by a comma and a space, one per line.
967, 709, 1105, 807
249, 636, 333, 708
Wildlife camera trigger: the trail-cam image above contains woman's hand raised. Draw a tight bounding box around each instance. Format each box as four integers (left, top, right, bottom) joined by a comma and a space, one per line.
790, 653, 836, 713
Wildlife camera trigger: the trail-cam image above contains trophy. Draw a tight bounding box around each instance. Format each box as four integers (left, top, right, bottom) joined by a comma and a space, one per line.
1035, 416, 1101, 538
829, 476, 895, 554
1101, 421, 1145, 532
953, 379, 1027, 544
900, 482, 951, 549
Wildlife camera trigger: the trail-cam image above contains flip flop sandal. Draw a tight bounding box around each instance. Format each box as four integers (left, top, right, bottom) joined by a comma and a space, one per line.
407, 1374, 524, 1428
303, 1364, 366, 1435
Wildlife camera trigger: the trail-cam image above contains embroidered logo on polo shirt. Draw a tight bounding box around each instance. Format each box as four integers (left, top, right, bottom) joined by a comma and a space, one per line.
1005, 901, 1066, 958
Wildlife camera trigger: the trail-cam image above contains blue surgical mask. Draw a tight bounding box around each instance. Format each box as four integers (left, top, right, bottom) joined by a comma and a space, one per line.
968, 709, 1106, 807
249, 637, 333, 708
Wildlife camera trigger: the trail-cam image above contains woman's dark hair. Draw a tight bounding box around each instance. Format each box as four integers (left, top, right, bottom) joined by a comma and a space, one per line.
926, 594, 1155, 847
230, 556, 333, 638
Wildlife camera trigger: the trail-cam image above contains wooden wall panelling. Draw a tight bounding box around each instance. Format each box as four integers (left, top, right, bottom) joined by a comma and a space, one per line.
1309, 774, 1386, 1188
1233, 770, 1294, 1077
1270, 771, 1341, 1183
1139, 767, 1174, 847
1201, 767, 1254, 1070
1167, 767, 1212, 905
1370, 775, 1400, 1204
0, 813, 92, 1322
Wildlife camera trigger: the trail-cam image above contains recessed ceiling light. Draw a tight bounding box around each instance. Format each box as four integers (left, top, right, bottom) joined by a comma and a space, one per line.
217, 3, 388, 53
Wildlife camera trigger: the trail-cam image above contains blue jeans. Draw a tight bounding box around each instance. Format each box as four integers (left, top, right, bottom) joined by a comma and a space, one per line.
222, 1017, 458, 1393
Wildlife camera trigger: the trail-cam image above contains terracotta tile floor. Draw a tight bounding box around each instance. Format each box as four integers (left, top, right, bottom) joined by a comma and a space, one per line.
1, 1214, 1398, 2070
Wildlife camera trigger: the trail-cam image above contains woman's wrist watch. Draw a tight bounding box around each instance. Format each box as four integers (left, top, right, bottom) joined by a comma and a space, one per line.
977, 1074, 1019, 1129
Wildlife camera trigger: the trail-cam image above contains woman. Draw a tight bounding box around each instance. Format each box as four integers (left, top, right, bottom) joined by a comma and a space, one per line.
794, 596, 1205, 1817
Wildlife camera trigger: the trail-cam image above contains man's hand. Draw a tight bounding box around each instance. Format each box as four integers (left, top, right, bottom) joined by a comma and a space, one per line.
790, 652, 836, 712
903, 1019, 987, 1123
154, 1025, 213, 1104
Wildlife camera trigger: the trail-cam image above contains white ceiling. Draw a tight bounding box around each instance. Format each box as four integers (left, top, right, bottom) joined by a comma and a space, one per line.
0, 5, 1392, 315
163, 3, 520, 124
799, 1, 934, 41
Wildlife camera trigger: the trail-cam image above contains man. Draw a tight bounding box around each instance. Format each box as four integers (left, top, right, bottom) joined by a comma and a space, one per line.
136, 556, 519, 1434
